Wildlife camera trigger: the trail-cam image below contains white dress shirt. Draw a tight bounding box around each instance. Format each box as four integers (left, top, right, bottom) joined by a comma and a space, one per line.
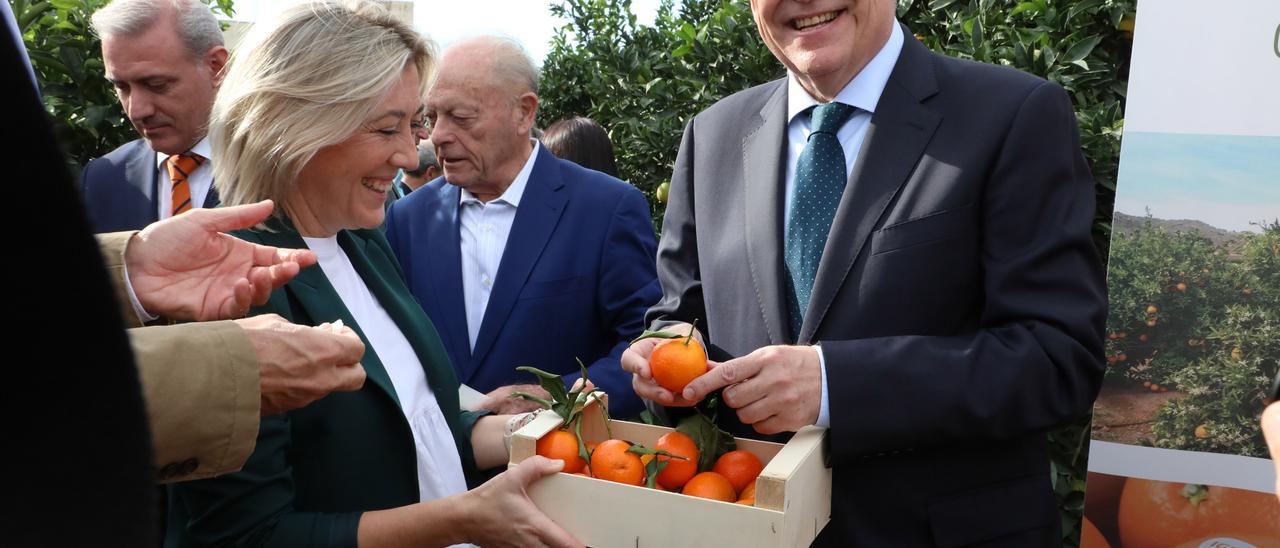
458, 140, 540, 350
785, 22, 904, 428
154, 136, 214, 220
302, 235, 470, 506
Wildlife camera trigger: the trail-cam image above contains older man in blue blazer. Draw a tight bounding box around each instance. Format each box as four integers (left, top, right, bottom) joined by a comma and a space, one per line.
385, 36, 659, 417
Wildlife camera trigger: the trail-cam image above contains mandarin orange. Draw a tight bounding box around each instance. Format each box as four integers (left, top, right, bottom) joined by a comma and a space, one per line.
649, 337, 707, 394
590, 439, 644, 486
653, 431, 700, 490
682, 471, 737, 502
536, 429, 585, 474
713, 450, 764, 495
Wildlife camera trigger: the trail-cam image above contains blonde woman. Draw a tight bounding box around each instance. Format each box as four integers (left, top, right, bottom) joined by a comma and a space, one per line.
166, 2, 579, 546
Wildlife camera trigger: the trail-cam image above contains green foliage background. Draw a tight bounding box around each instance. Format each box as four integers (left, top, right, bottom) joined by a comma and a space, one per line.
12, 0, 234, 174
540, 1, 1135, 546
1106, 221, 1280, 458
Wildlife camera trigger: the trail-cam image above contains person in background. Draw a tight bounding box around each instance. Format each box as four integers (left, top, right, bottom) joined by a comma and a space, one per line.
166, 3, 580, 546
399, 139, 440, 194
541, 116, 619, 177
385, 36, 660, 418
82, 0, 228, 232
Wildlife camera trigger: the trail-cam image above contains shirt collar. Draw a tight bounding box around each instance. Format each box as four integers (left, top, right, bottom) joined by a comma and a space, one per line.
155, 136, 213, 169
459, 139, 540, 207
786, 21, 905, 124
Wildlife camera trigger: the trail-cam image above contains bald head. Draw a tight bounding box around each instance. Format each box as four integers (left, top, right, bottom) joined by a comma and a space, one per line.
426, 35, 540, 201
438, 36, 539, 103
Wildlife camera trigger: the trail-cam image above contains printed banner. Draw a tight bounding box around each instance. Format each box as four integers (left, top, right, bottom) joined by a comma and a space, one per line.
1083, 1, 1280, 547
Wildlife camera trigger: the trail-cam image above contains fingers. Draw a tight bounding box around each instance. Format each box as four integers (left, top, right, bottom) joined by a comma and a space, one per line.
322, 325, 366, 364
621, 337, 664, 379
226, 278, 254, 319
331, 362, 367, 392
682, 355, 761, 401
248, 265, 277, 305
751, 415, 790, 436
630, 374, 701, 407
722, 373, 767, 409
198, 199, 276, 233
281, 248, 318, 269
734, 396, 776, 426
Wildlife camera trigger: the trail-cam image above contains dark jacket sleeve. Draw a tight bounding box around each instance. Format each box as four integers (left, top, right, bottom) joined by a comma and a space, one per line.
561, 186, 661, 417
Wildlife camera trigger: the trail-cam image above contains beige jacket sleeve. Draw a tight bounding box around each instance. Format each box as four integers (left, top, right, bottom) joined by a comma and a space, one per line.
96, 231, 261, 482
95, 231, 147, 328
128, 323, 260, 483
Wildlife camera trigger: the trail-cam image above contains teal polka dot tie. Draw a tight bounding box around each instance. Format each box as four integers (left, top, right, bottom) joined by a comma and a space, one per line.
785, 102, 855, 340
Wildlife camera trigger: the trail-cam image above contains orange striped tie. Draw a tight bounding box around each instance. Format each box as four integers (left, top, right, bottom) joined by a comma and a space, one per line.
166, 152, 205, 217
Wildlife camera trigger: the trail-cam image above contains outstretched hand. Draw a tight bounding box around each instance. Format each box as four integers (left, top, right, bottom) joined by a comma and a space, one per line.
125, 200, 316, 321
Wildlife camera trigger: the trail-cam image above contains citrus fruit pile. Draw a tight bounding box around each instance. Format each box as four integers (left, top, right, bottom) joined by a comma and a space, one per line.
537, 428, 765, 505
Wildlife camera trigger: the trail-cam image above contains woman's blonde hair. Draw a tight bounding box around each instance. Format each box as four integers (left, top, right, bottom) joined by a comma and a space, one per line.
211, 0, 433, 216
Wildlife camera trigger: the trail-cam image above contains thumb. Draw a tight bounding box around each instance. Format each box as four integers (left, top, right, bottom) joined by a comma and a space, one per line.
512, 455, 564, 486
199, 200, 276, 233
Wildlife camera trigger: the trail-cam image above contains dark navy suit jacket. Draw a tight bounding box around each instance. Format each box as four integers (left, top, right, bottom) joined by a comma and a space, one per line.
81, 138, 220, 232
385, 146, 660, 417
651, 30, 1106, 546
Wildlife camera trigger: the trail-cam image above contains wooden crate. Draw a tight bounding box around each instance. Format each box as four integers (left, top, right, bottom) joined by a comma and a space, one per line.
509, 394, 831, 548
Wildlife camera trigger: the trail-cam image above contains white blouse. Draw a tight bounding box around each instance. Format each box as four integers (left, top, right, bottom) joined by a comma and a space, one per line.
302, 235, 469, 505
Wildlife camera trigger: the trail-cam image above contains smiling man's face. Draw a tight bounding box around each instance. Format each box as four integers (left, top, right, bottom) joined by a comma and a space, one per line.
749, 0, 896, 100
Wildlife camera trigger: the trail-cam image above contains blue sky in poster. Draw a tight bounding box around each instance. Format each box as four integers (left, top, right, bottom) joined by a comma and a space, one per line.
1112, 132, 1280, 233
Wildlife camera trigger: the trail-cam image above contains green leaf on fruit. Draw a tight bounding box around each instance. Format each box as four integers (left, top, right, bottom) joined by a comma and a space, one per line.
677, 410, 736, 472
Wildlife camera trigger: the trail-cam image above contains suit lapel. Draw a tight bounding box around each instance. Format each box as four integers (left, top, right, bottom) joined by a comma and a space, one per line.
801, 33, 942, 343
469, 147, 568, 369
423, 186, 473, 377
253, 224, 402, 407
203, 182, 221, 208
742, 81, 791, 345
125, 144, 159, 223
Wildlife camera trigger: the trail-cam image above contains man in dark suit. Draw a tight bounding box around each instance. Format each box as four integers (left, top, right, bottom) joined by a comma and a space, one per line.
385, 36, 661, 417
81, 0, 228, 232
623, 0, 1106, 545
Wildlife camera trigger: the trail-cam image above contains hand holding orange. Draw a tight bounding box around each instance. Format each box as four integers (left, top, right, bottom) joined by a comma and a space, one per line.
649, 325, 708, 394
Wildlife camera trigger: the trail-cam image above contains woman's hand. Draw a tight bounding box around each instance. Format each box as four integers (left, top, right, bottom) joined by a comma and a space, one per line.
458, 456, 582, 548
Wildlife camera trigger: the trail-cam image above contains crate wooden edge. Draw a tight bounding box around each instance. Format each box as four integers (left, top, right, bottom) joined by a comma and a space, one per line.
509, 392, 832, 547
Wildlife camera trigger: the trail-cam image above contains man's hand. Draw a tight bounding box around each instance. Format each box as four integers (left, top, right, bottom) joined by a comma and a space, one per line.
482, 384, 553, 414
621, 322, 705, 407
236, 314, 367, 415
682, 345, 822, 435
458, 456, 583, 548
125, 200, 317, 321
1263, 402, 1280, 499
